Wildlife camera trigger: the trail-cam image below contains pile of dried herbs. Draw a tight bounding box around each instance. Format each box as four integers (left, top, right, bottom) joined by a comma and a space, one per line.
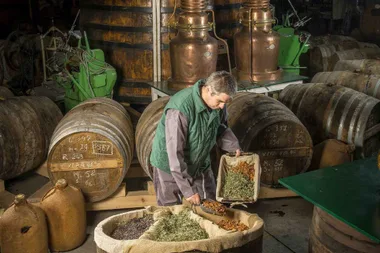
110, 214, 154, 240
151, 210, 209, 242
223, 161, 255, 200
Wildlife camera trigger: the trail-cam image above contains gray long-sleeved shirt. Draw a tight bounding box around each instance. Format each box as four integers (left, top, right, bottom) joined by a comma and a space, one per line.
165, 108, 240, 198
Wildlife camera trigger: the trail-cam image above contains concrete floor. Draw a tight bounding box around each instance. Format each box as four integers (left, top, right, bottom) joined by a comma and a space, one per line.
4, 172, 314, 253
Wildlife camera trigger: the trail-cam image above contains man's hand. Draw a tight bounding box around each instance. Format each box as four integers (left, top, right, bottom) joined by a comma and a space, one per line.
186, 193, 201, 205
235, 149, 241, 157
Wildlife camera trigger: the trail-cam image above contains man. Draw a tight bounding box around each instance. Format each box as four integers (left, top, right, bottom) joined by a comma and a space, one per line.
150, 71, 241, 206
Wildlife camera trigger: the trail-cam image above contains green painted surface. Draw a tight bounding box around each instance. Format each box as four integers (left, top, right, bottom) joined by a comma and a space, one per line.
279, 157, 380, 243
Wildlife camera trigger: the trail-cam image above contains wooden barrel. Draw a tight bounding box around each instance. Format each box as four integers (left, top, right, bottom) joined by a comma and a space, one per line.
329, 48, 380, 71
309, 206, 380, 253
358, 42, 379, 49
0, 97, 63, 180
226, 93, 313, 187
279, 83, 380, 158
309, 35, 359, 50
213, 0, 242, 71
333, 59, 380, 75
47, 98, 134, 202
136, 97, 170, 179
311, 71, 380, 99
0, 87, 14, 99
80, 0, 175, 103
309, 44, 336, 76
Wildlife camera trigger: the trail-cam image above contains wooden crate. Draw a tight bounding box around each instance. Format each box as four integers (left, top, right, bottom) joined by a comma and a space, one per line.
0, 179, 16, 212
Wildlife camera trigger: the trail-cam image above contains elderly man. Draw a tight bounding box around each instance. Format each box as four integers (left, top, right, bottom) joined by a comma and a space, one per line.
150, 71, 241, 206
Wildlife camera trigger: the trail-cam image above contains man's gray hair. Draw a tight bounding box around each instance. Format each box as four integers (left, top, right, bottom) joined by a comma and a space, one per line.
204, 71, 237, 96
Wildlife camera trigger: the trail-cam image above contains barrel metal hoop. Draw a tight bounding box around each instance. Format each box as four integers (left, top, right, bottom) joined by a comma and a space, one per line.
347, 97, 368, 145
373, 78, 380, 98
83, 23, 175, 33
325, 88, 350, 138
89, 40, 169, 50
354, 99, 378, 148
337, 93, 359, 140
80, 4, 175, 13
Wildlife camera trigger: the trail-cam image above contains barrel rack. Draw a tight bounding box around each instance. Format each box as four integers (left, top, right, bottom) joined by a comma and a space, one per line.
0, 179, 15, 212
28, 161, 298, 211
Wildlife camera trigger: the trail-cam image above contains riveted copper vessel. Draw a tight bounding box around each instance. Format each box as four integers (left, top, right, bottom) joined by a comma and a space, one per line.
0, 194, 49, 253
168, 0, 218, 89
41, 179, 86, 252
234, 0, 282, 82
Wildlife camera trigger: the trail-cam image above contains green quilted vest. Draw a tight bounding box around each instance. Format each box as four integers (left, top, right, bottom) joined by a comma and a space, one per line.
150, 80, 221, 177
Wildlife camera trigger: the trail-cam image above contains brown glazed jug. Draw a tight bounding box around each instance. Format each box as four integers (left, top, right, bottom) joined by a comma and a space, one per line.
40, 179, 86, 251
0, 194, 48, 253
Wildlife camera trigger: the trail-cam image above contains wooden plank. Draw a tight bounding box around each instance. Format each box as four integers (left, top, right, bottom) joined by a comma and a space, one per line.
110, 183, 126, 198
258, 186, 298, 199
50, 159, 119, 172
86, 191, 157, 211
35, 161, 49, 178
147, 181, 155, 195
0, 179, 4, 193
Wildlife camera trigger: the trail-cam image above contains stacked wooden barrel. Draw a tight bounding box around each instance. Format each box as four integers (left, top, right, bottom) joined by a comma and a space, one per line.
135, 94, 313, 187
47, 98, 134, 202
279, 83, 380, 158
311, 71, 380, 99
0, 96, 63, 179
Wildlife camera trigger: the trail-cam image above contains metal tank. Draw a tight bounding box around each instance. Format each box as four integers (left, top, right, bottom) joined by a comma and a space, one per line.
234, 0, 282, 82
168, 0, 221, 89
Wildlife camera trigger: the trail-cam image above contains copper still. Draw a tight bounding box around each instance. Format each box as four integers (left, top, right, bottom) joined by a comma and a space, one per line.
0, 194, 49, 253
40, 179, 87, 251
234, 0, 282, 82
168, 0, 230, 89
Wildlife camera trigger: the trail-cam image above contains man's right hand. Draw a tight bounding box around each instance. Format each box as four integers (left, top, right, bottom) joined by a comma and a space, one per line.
186, 193, 201, 205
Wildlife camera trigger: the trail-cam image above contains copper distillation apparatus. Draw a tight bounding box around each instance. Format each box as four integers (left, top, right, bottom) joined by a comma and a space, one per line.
168, 0, 231, 89
234, 0, 282, 82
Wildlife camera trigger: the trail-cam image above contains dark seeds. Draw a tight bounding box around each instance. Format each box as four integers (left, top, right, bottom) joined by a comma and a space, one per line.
110, 215, 154, 240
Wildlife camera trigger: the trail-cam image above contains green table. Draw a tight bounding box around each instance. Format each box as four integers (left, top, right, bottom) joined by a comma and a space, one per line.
148, 72, 308, 100
279, 157, 380, 243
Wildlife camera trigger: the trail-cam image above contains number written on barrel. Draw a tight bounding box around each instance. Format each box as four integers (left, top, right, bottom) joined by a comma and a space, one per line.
92, 141, 113, 155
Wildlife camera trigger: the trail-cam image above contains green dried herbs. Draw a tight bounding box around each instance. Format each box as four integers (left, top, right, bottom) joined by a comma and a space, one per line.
223, 163, 255, 200
151, 210, 209, 242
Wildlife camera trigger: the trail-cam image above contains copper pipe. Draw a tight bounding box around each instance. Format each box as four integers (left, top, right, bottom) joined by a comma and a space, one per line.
209, 10, 232, 74
181, 0, 207, 12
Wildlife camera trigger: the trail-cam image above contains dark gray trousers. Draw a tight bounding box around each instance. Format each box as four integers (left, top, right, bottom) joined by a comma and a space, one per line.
153, 167, 216, 206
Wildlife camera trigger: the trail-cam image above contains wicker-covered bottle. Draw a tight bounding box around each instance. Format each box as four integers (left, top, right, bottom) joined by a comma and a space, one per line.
0, 194, 48, 253
40, 179, 86, 251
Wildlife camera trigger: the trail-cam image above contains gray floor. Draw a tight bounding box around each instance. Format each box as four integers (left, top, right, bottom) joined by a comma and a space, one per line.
4, 173, 314, 253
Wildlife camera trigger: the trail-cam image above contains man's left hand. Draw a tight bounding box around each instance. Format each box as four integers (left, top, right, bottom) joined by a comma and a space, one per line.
235, 149, 241, 157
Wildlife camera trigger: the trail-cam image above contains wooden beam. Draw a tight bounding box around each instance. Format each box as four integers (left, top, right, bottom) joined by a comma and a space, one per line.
147, 181, 155, 195
86, 191, 157, 211
258, 186, 298, 199
0, 190, 15, 210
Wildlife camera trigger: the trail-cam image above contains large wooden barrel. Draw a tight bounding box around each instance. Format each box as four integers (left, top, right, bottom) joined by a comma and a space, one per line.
0, 87, 13, 99
213, 0, 242, 71
329, 48, 380, 71
311, 71, 380, 99
226, 93, 313, 187
309, 44, 336, 76
333, 59, 380, 75
309, 35, 359, 50
47, 98, 134, 202
309, 206, 380, 253
358, 42, 379, 49
0, 97, 63, 180
279, 83, 380, 158
80, 0, 176, 103
136, 97, 170, 179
